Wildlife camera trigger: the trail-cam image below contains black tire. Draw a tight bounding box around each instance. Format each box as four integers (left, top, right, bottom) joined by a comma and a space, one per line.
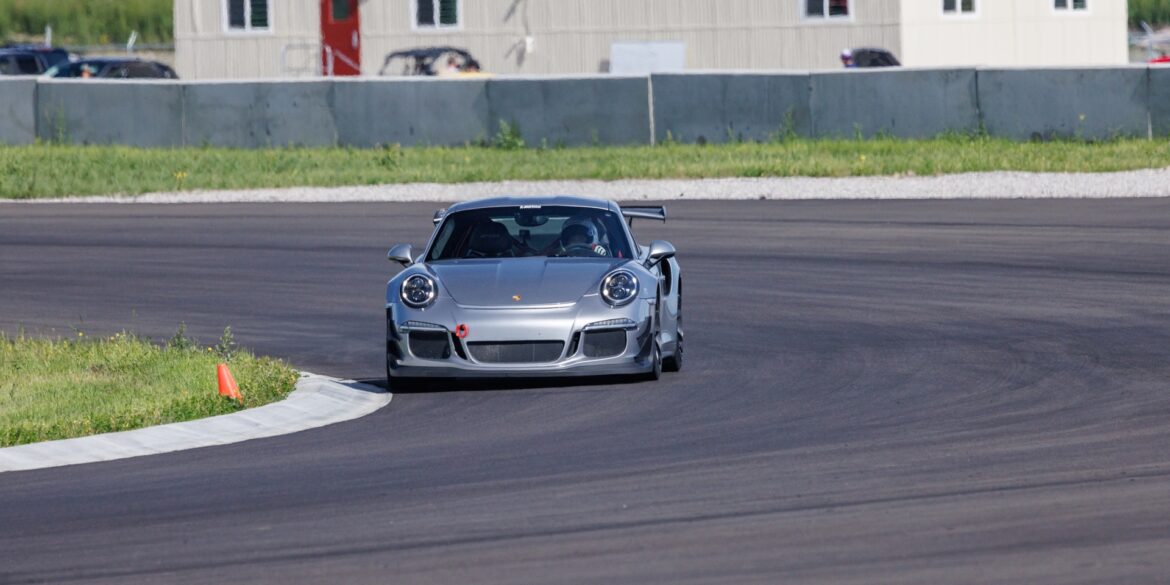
386, 347, 414, 391
664, 331, 683, 372
663, 279, 683, 372
644, 342, 663, 382
386, 338, 399, 390
385, 372, 424, 392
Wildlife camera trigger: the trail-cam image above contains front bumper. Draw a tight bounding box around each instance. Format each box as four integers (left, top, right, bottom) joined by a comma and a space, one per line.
386, 295, 656, 378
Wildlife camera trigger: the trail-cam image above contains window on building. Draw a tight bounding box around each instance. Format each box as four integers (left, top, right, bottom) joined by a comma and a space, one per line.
1054, 0, 1088, 10
416, 0, 460, 28
332, 0, 352, 21
225, 0, 270, 32
943, 0, 976, 14
805, 0, 849, 18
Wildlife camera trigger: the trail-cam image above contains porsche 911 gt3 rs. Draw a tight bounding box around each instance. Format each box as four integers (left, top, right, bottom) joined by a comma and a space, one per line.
385, 196, 682, 384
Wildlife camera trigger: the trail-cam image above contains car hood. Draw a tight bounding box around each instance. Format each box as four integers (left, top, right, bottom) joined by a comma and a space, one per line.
429, 258, 626, 307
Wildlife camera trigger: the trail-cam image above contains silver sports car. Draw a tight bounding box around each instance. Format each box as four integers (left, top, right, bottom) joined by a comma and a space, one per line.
385, 196, 682, 384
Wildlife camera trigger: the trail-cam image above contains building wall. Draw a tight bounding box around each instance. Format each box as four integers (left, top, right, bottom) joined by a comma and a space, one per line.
174, 0, 903, 78
899, 0, 1128, 67
174, 0, 320, 79
362, 0, 902, 74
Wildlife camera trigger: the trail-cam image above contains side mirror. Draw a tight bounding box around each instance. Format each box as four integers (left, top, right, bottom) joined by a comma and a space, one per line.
645, 240, 676, 268
387, 243, 414, 266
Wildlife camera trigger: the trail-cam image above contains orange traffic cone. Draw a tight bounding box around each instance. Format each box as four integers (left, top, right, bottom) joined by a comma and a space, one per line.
217, 363, 243, 403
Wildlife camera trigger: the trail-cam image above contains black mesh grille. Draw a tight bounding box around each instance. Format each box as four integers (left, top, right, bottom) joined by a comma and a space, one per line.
468, 341, 564, 363
583, 330, 626, 358
409, 331, 450, 360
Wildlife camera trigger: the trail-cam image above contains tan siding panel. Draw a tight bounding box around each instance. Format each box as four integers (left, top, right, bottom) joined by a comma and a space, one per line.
182, 0, 915, 78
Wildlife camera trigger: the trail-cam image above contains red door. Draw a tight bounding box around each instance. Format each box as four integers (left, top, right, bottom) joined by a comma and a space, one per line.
321, 0, 361, 76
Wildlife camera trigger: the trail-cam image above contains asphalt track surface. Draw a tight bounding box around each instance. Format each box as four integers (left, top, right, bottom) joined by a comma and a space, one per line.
2, 199, 1169, 584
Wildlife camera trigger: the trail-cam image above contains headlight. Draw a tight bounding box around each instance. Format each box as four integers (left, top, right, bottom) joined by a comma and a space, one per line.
400, 274, 437, 308
600, 270, 638, 306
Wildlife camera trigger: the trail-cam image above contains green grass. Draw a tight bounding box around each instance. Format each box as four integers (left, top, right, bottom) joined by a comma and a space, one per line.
0, 0, 171, 46
1132, 0, 1170, 26
0, 327, 300, 447
3, 137, 1170, 200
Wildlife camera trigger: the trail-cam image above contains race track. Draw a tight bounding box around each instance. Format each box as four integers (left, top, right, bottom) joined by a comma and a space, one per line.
2, 199, 1169, 584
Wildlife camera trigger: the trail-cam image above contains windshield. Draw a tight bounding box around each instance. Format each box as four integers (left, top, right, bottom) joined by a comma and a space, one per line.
426, 206, 633, 262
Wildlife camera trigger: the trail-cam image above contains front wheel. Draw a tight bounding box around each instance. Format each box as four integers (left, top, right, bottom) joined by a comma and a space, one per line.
664, 280, 683, 372
643, 342, 662, 382
664, 330, 683, 372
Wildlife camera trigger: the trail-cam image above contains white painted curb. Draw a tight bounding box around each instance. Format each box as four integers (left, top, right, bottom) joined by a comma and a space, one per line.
0, 372, 391, 473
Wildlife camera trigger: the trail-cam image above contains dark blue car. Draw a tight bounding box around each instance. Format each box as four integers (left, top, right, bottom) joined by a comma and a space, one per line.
0, 45, 71, 76
45, 57, 177, 79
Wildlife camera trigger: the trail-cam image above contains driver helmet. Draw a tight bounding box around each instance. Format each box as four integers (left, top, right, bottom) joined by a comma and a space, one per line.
561, 215, 599, 246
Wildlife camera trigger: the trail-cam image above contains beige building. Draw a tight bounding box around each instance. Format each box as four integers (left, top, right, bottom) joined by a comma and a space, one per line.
174, 0, 1128, 79
900, 0, 1129, 66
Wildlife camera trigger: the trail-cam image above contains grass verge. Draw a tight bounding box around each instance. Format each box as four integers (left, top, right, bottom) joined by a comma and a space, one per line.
0, 327, 299, 447
0, 0, 172, 46
3, 136, 1170, 200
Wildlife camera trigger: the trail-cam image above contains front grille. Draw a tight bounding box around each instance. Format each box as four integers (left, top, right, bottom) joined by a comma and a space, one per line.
583, 330, 627, 358
409, 330, 451, 360
467, 341, 564, 363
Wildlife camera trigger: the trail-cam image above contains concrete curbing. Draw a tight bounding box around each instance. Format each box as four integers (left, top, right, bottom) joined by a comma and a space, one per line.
0, 372, 391, 473
5, 169, 1170, 204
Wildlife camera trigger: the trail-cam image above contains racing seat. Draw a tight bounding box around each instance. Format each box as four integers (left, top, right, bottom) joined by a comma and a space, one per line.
466, 221, 514, 257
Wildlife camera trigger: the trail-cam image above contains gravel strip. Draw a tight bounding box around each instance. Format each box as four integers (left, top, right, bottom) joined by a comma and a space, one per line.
8, 169, 1170, 204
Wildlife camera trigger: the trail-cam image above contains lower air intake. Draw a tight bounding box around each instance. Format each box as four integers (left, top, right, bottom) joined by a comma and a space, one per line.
583, 330, 627, 358
409, 331, 451, 360
468, 341, 564, 363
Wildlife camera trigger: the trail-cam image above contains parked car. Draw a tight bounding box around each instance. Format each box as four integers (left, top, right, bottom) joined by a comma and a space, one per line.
385, 196, 682, 385
379, 46, 485, 77
0, 49, 45, 75
848, 48, 901, 68
0, 45, 73, 76
2, 44, 72, 67
44, 57, 178, 79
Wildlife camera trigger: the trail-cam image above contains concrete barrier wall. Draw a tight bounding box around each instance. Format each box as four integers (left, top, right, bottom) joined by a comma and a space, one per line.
334, 78, 490, 147
651, 73, 812, 144
811, 68, 980, 138
1150, 67, 1170, 138
487, 76, 651, 146
184, 81, 337, 148
0, 78, 36, 145
37, 81, 183, 147
7, 68, 1166, 148
978, 68, 1150, 141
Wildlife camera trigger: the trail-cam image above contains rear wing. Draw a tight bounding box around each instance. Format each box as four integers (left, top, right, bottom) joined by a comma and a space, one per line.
620, 206, 666, 225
